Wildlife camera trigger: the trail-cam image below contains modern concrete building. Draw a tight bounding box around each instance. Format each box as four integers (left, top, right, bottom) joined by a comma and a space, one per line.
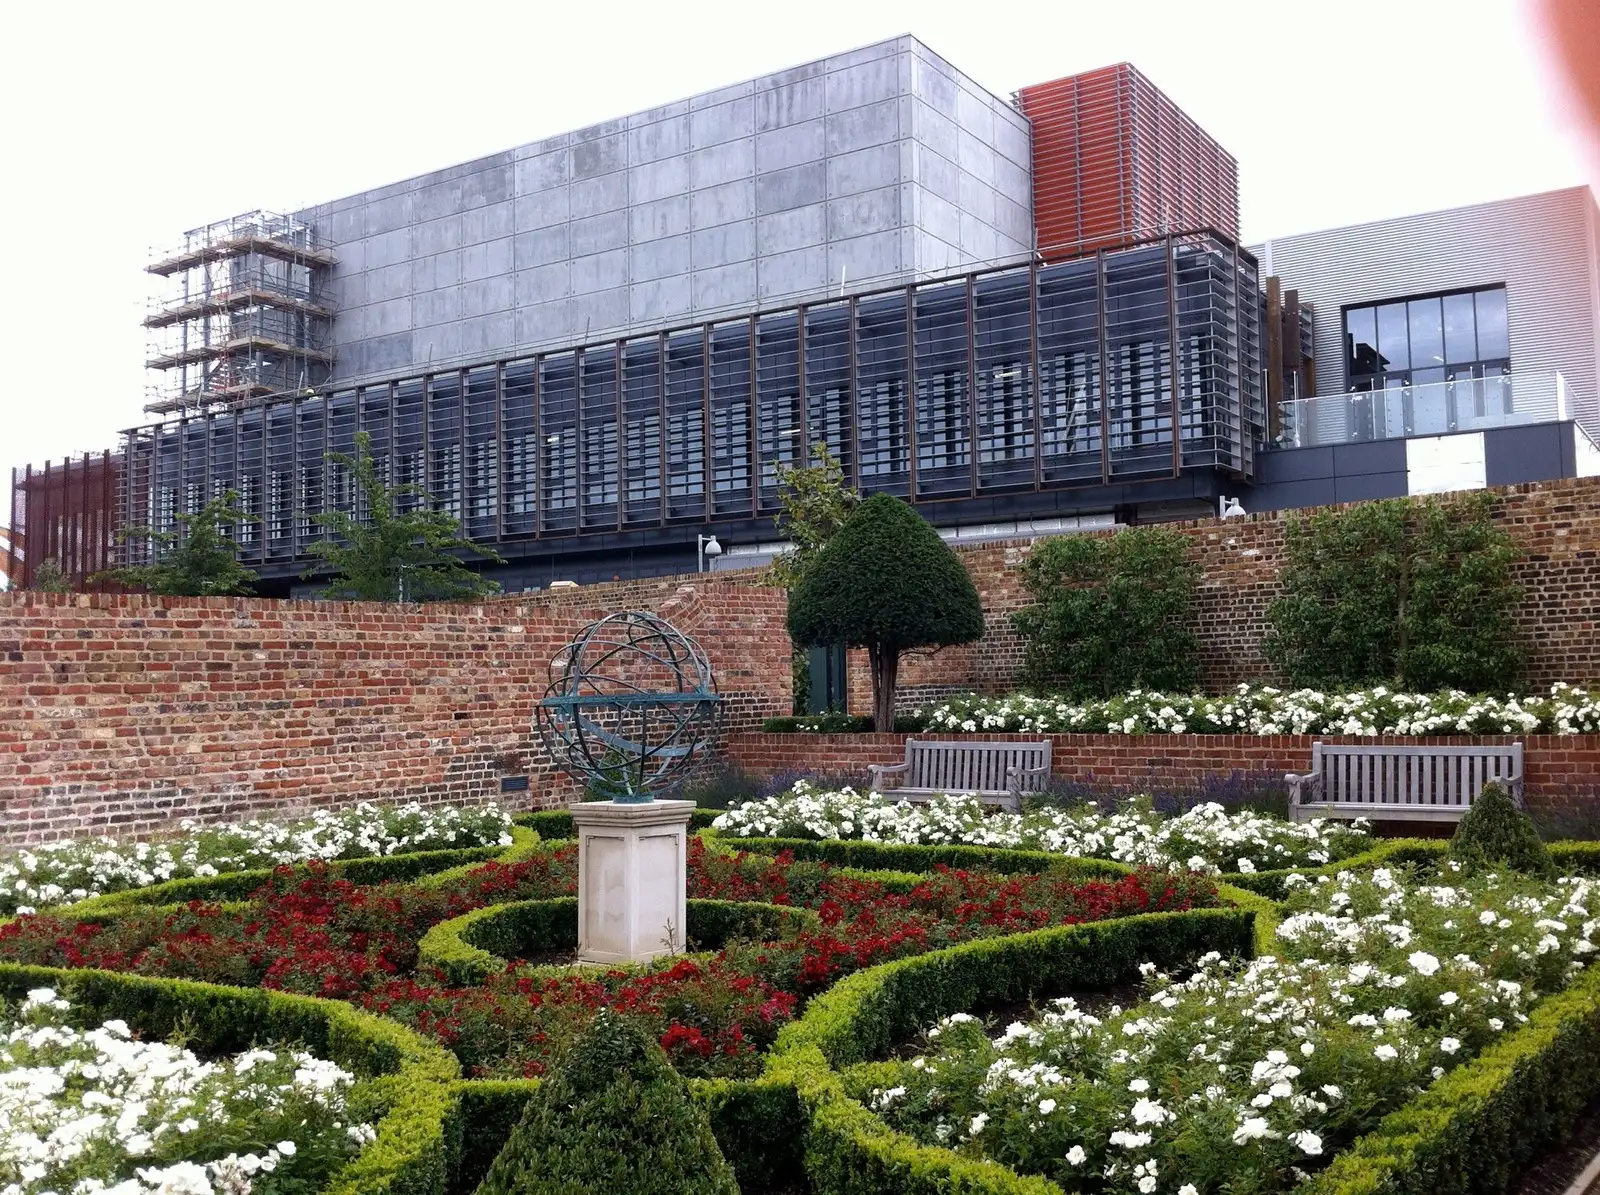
1246, 186, 1600, 508
8, 37, 1599, 597
144, 37, 1036, 411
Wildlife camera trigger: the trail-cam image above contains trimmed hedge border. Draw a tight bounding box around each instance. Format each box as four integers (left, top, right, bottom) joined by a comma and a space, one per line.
39, 826, 545, 919
0, 963, 461, 1195
774, 906, 1257, 1069
416, 896, 822, 986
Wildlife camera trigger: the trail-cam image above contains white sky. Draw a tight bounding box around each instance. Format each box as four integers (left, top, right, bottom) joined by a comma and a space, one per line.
2, 0, 1596, 494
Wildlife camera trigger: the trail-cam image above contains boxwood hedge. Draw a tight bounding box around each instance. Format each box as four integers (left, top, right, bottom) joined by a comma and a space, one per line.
0, 963, 461, 1195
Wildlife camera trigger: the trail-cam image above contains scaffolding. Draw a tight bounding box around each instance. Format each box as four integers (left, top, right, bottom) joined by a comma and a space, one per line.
144, 210, 335, 417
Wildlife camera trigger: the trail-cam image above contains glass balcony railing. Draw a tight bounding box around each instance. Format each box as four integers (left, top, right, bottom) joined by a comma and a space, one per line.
1272, 371, 1584, 449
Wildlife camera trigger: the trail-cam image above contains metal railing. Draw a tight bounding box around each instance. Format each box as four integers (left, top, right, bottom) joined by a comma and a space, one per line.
1273, 371, 1586, 448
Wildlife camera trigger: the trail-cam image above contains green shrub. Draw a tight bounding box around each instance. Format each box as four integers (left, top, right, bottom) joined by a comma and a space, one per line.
1012, 526, 1199, 698
1450, 782, 1554, 877
1263, 492, 1523, 690
767, 1044, 1059, 1195
473, 1011, 739, 1195
788, 494, 983, 734
450, 1077, 801, 1195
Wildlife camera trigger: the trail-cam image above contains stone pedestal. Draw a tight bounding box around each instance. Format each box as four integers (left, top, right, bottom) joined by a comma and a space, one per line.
568, 799, 694, 965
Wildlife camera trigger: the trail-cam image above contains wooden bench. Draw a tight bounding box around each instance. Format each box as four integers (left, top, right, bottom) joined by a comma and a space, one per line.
868, 739, 1052, 813
1286, 741, 1524, 823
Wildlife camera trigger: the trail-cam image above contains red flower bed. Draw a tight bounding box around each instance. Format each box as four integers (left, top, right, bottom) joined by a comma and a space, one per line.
0, 842, 1215, 1078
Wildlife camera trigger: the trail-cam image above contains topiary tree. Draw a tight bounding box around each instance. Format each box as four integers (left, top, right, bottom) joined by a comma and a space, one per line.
1449, 781, 1553, 878
1012, 525, 1199, 699
787, 493, 983, 732
474, 1011, 739, 1195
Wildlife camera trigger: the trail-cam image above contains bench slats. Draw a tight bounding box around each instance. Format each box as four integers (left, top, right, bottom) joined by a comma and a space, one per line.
1292, 741, 1523, 823
871, 739, 1053, 814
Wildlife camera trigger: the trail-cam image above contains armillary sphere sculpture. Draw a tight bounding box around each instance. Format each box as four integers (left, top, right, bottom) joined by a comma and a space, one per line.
534, 611, 721, 803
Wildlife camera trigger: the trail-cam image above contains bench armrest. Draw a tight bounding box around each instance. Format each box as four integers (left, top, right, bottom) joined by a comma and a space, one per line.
1284, 771, 1324, 805
868, 762, 910, 790
1005, 763, 1053, 793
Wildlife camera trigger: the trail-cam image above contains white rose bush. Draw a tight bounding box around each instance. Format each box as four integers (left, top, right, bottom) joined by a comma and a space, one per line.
0, 803, 513, 915
713, 785, 1370, 874
856, 864, 1598, 1194
0, 989, 374, 1195
907, 683, 1600, 737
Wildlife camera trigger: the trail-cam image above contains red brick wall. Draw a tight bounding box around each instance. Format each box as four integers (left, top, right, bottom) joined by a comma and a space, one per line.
0, 578, 791, 845
725, 731, 1600, 815
848, 475, 1600, 714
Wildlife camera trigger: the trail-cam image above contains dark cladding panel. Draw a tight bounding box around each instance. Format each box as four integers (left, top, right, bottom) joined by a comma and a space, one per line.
756, 312, 803, 512
579, 349, 619, 531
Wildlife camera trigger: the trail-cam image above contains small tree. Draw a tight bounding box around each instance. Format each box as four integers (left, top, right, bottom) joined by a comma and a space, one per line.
29, 558, 71, 593
765, 443, 860, 590
765, 443, 861, 714
1012, 526, 1199, 698
787, 494, 983, 731
303, 431, 502, 601
95, 492, 259, 597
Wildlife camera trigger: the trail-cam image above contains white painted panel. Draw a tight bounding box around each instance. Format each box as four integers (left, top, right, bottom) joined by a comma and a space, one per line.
1575, 426, 1600, 478
1406, 432, 1487, 495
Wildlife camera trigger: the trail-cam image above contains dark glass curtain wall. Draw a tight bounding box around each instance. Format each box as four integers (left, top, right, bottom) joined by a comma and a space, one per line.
119, 233, 1263, 569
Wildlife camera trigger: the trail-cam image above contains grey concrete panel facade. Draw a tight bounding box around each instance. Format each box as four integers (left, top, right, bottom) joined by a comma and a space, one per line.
300, 35, 1034, 387
1249, 187, 1600, 431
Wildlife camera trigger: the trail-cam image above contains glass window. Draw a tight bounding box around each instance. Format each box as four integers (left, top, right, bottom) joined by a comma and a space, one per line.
1345, 306, 1378, 381
1376, 302, 1410, 372
1408, 298, 1444, 368
1442, 292, 1476, 364
1476, 288, 1509, 359
1346, 285, 1509, 392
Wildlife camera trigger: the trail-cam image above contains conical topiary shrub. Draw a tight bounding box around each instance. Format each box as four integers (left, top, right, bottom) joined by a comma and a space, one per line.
1448, 781, 1553, 878
473, 1011, 739, 1195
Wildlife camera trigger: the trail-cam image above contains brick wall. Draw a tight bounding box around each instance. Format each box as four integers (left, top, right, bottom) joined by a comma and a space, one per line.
0, 578, 791, 845
848, 475, 1600, 713
725, 731, 1600, 815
